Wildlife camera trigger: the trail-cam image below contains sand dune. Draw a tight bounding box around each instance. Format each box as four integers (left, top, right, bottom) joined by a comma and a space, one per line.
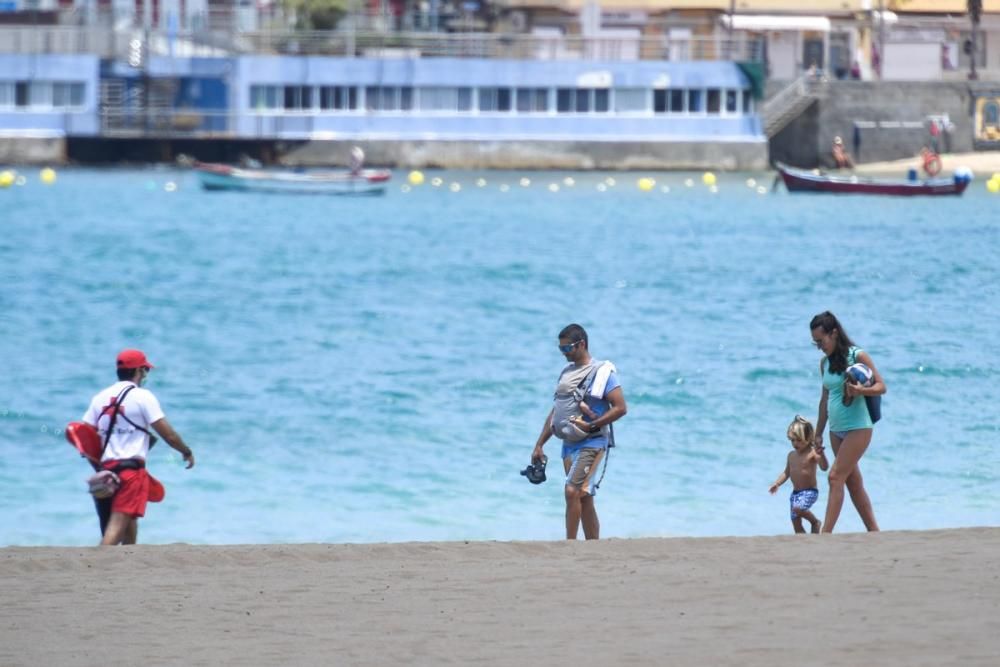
2, 528, 998, 666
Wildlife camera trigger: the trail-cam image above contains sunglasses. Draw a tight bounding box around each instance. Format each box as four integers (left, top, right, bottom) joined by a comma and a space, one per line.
558, 341, 582, 353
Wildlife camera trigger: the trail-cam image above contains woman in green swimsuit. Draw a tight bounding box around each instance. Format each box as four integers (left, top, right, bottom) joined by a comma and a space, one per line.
810, 311, 886, 533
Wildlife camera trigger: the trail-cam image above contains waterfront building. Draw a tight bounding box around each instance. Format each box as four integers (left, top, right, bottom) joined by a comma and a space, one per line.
2, 1, 999, 166
491, 1, 1000, 82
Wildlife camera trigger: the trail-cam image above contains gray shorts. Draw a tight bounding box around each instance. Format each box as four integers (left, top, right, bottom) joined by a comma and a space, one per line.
564, 446, 606, 496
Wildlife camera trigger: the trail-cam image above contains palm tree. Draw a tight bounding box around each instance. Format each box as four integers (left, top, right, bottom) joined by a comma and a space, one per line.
969, 0, 982, 80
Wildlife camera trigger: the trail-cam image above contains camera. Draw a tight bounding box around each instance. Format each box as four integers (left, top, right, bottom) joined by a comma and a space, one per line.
520, 455, 548, 484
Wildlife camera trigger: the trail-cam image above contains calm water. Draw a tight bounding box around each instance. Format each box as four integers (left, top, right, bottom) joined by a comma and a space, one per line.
1, 167, 997, 545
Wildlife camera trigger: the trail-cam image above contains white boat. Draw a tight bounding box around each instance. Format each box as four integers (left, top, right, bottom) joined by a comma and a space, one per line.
194, 162, 391, 195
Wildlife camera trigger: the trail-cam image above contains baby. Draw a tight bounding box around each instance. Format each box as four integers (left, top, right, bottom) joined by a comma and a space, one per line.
769, 415, 829, 534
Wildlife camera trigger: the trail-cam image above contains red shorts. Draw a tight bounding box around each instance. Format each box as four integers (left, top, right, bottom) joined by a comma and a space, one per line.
106, 467, 150, 517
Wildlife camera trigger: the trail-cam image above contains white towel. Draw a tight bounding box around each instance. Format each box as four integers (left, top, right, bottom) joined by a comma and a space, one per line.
589, 361, 617, 398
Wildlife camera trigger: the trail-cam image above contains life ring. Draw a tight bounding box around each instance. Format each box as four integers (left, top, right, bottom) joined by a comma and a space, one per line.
922, 150, 942, 176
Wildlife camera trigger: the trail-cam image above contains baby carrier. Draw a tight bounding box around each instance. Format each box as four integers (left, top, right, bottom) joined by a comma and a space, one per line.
550, 361, 609, 442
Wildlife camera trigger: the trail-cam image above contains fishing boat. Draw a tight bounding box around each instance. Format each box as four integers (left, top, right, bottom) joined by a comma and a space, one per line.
194, 161, 391, 195
776, 162, 971, 196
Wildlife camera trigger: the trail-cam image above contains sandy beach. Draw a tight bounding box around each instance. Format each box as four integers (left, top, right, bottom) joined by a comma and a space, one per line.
854, 150, 1000, 176
2, 528, 998, 666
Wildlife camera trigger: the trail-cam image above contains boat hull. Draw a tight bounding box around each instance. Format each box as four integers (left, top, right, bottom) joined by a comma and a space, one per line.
777, 163, 968, 196
195, 163, 391, 196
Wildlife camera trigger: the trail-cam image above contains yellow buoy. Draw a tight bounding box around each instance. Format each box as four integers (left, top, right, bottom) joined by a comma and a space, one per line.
987, 178, 1000, 194
39, 167, 57, 184
0, 170, 14, 188
637, 177, 655, 191
702, 171, 717, 186
407, 170, 425, 186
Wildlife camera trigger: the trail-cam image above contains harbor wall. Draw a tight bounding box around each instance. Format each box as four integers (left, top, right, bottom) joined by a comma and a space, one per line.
280, 139, 768, 171
0, 135, 65, 163
53, 137, 769, 170
769, 80, 977, 169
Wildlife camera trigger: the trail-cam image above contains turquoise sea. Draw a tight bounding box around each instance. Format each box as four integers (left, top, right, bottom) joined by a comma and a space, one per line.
1, 167, 997, 546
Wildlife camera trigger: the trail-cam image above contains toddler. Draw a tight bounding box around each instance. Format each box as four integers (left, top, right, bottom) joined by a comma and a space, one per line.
769, 415, 829, 533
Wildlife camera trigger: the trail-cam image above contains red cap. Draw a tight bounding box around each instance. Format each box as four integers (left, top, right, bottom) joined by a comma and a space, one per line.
116, 349, 155, 370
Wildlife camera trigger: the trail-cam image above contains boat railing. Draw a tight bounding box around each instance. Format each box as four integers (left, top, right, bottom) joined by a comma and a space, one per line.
0, 25, 764, 62
95, 109, 348, 138
209, 31, 765, 62
98, 109, 237, 137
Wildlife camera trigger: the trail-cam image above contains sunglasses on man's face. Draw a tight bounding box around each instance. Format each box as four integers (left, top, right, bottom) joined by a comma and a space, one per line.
558, 341, 581, 353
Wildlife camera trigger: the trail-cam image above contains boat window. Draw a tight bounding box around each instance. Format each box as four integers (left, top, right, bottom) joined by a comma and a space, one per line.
555, 88, 598, 113
70, 83, 85, 107
707, 89, 721, 113
613, 88, 645, 113
556, 88, 572, 112
29, 82, 50, 107
320, 86, 357, 111
365, 86, 405, 111
400, 87, 413, 111
479, 87, 512, 112
250, 85, 280, 110
669, 89, 685, 113
594, 88, 609, 112
52, 82, 85, 108
725, 90, 738, 113
284, 85, 312, 110
14, 82, 28, 107
689, 89, 703, 112
516, 88, 549, 113
653, 90, 667, 113
418, 87, 453, 111
380, 87, 396, 110
742, 89, 752, 114
0, 82, 11, 109
418, 87, 472, 112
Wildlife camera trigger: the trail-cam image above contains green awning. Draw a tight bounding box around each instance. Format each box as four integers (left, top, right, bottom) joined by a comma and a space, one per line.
737, 61, 766, 100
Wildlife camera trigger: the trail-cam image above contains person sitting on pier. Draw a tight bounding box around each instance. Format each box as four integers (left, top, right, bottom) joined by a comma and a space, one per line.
832, 136, 854, 170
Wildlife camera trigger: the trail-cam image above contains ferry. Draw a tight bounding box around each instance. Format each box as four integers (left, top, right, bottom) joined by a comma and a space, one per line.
0, 27, 766, 169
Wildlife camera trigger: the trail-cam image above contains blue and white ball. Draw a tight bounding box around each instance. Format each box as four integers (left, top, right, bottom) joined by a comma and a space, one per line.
845, 363, 874, 386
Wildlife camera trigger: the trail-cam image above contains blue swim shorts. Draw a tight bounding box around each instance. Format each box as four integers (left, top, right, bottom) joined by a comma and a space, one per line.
790, 488, 819, 520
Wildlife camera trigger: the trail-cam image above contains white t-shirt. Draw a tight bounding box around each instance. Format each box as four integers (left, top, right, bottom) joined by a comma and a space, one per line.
83, 381, 165, 462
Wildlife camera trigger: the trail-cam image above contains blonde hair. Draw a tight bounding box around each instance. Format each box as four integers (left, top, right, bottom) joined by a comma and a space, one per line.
788, 415, 815, 445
